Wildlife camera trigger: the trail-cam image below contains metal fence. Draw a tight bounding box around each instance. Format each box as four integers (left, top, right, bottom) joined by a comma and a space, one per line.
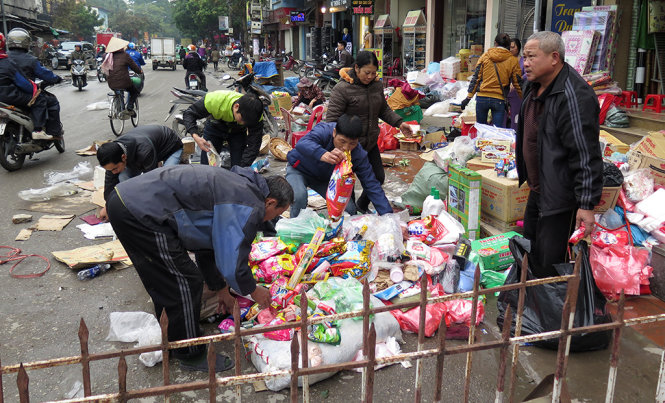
2, 252, 665, 403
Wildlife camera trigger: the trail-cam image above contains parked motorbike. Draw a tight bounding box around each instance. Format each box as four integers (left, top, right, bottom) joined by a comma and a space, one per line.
314, 68, 340, 97
96, 56, 106, 82
221, 73, 279, 138
70, 59, 88, 90
165, 87, 207, 138
300, 52, 331, 78
282, 51, 304, 75
0, 84, 64, 171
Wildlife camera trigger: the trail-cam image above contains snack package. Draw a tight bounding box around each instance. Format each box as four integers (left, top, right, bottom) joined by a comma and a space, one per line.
330, 240, 374, 280
308, 322, 341, 345
592, 230, 630, 248
326, 151, 356, 221
206, 144, 222, 167
264, 318, 294, 341
287, 227, 326, 289
249, 239, 288, 264
407, 216, 449, 245
254, 254, 295, 283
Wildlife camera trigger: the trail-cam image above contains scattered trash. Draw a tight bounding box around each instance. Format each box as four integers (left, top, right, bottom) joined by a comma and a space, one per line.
86, 101, 110, 111
33, 214, 75, 231
76, 223, 115, 240
51, 239, 131, 270
77, 263, 112, 280
15, 229, 32, 241
12, 214, 32, 224
44, 161, 92, 185
105, 311, 162, 367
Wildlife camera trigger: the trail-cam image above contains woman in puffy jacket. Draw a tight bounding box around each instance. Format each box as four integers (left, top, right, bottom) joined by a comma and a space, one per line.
326, 51, 412, 213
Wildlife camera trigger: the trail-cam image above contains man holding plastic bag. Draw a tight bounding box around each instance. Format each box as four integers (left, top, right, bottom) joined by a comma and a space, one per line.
286, 114, 393, 218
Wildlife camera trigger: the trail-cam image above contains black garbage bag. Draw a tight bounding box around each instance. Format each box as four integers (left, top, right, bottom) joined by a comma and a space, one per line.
419, 94, 440, 110
603, 161, 624, 187
496, 238, 612, 352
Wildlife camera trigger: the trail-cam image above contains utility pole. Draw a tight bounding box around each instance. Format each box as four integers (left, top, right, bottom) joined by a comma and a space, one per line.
1, 0, 8, 38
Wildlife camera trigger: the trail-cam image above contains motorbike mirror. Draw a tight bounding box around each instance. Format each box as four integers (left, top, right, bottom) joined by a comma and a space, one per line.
222, 74, 231, 80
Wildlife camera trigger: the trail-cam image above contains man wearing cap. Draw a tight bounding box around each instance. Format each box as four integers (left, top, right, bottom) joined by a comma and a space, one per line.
285, 113, 392, 218
291, 77, 325, 110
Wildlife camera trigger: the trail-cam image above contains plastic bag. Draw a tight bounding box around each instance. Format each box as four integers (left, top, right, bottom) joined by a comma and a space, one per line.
310, 277, 369, 318
424, 100, 452, 116
602, 161, 624, 187
605, 106, 629, 128
390, 282, 448, 337
597, 93, 618, 125
397, 162, 448, 213
43, 161, 92, 185
105, 312, 162, 367
394, 105, 424, 123
407, 216, 449, 245
623, 168, 654, 202
18, 182, 79, 201
86, 101, 110, 111
589, 244, 652, 298
452, 136, 476, 166
444, 299, 485, 326
372, 214, 406, 261
326, 151, 355, 222
378, 122, 400, 152
276, 209, 330, 245
496, 238, 612, 352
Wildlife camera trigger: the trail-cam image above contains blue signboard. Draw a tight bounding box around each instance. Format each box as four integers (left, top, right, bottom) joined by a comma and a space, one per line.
290, 12, 305, 22
550, 0, 592, 34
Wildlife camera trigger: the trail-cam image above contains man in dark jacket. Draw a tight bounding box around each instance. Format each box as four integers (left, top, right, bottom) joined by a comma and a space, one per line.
183, 90, 264, 167
96, 125, 183, 220
516, 31, 602, 277
335, 41, 354, 68
107, 166, 293, 372
7, 28, 63, 139
183, 46, 206, 90
286, 114, 392, 218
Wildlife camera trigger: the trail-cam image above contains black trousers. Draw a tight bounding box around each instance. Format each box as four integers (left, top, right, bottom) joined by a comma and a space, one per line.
200, 119, 247, 167
523, 191, 577, 278
42, 92, 62, 136
107, 190, 209, 359
356, 145, 385, 212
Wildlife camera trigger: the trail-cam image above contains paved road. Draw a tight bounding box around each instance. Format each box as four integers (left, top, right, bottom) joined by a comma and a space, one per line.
0, 63, 661, 402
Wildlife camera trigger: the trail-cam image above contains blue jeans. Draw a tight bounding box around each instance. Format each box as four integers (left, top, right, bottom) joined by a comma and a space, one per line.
118, 149, 182, 181
286, 165, 357, 218
475, 96, 507, 127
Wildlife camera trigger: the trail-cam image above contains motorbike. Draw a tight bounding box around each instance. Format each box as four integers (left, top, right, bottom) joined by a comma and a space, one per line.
187, 73, 202, 91
282, 51, 304, 75
221, 73, 279, 138
165, 87, 207, 139
314, 68, 340, 98
70, 59, 88, 90
96, 56, 106, 82
227, 48, 248, 71
300, 52, 331, 78
0, 84, 65, 171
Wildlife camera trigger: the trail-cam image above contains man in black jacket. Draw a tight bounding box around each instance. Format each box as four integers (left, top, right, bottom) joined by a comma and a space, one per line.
516, 31, 602, 277
7, 28, 63, 139
96, 125, 183, 220
183, 45, 206, 90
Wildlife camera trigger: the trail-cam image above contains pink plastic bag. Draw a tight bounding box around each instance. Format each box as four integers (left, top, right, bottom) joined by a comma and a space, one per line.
589, 244, 652, 298
444, 299, 485, 326
390, 283, 449, 337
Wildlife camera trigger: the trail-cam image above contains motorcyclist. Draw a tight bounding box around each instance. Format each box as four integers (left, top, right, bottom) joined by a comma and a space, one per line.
183, 44, 206, 90
126, 42, 145, 67
178, 46, 187, 63
96, 44, 106, 59
7, 28, 63, 139
69, 43, 85, 66
0, 33, 51, 140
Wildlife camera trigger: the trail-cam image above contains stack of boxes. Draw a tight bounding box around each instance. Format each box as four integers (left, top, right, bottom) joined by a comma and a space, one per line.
454, 45, 483, 82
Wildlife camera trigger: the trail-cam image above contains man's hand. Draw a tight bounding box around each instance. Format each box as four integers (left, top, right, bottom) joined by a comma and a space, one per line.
399, 122, 413, 137
192, 133, 211, 153
98, 207, 109, 222
320, 148, 345, 165
576, 209, 596, 238
216, 287, 237, 314
460, 98, 470, 111
250, 286, 271, 309
308, 99, 316, 108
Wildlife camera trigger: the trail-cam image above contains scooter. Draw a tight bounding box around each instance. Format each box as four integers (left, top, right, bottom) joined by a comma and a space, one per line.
282, 51, 304, 74
165, 87, 207, 138
300, 52, 330, 78
221, 73, 279, 138
227, 48, 247, 71
0, 84, 65, 171
70, 59, 88, 91
187, 73, 202, 91
96, 56, 106, 82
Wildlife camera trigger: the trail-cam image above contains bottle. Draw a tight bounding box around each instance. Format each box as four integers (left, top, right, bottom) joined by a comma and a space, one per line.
77, 263, 112, 281
390, 265, 404, 283
352, 224, 368, 241
421, 187, 445, 218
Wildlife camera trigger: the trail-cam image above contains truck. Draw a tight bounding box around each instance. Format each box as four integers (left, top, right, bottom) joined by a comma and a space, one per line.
150, 37, 176, 70
96, 32, 121, 48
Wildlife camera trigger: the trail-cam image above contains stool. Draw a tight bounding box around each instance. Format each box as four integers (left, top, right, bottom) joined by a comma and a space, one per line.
643, 94, 665, 113
619, 90, 638, 108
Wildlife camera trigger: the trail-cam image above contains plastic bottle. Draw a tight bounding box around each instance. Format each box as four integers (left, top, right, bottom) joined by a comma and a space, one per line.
77, 263, 112, 281
421, 187, 445, 218
390, 265, 404, 283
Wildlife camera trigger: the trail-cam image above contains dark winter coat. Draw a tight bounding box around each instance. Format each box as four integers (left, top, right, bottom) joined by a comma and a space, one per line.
325, 67, 403, 153
183, 52, 205, 72
104, 125, 183, 200
516, 63, 603, 215
107, 51, 141, 90
8, 49, 60, 83
0, 58, 33, 107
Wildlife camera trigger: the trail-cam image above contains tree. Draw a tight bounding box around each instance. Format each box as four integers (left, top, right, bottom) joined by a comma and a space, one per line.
172, 0, 233, 40
52, 0, 104, 39
87, 0, 181, 41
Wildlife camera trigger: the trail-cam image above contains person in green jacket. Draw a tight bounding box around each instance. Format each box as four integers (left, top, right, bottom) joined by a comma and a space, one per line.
183, 90, 264, 167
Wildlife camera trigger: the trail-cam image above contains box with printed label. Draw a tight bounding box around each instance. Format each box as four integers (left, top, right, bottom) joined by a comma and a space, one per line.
447, 165, 481, 240
471, 231, 522, 271
477, 169, 530, 223
628, 132, 665, 187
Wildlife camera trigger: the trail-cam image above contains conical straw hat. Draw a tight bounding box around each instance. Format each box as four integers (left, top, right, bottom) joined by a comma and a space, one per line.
106, 37, 129, 53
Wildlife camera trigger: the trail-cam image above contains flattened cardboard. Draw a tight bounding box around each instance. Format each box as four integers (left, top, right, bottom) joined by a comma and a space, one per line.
92, 188, 106, 208
52, 239, 132, 270
15, 229, 32, 241
33, 214, 75, 231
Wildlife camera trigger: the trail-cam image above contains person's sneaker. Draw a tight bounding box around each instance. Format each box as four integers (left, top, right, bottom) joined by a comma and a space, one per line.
127, 109, 137, 117
32, 130, 54, 140
119, 110, 130, 120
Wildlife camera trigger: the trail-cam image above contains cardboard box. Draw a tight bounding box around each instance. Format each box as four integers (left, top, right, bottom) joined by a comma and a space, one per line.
399, 140, 419, 152
594, 186, 621, 213
466, 157, 496, 172
471, 231, 522, 271
456, 72, 473, 81
477, 169, 530, 223
380, 153, 396, 166
448, 165, 482, 240
422, 131, 447, 149
481, 151, 514, 163
468, 55, 480, 71
599, 130, 629, 156
470, 45, 483, 56
481, 215, 523, 235
628, 132, 665, 187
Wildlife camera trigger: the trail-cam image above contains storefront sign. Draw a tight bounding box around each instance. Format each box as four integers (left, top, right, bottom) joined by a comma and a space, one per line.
365, 48, 383, 79
218, 16, 229, 31
550, 0, 591, 34
331, 0, 349, 7
352, 0, 374, 15
290, 11, 306, 22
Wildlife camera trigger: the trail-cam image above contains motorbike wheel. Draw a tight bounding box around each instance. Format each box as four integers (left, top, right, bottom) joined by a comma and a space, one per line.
131, 98, 140, 128
77, 78, 83, 91
51, 58, 59, 70
171, 119, 187, 139
109, 96, 125, 137
0, 123, 26, 171
262, 110, 279, 138
227, 58, 235, 70
97, 71, 105, 82
54, 136, 65, 153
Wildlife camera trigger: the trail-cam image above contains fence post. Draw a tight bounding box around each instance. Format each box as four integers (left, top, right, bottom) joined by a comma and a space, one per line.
208, 341, 217, 402
494, 305, 513, 403
0, 353, 4, 403
656, 350, 665, 402
605, 292, 625, 403
433, 314, 448, 403
413, 274, 428, 403
299, 288, 310, 403
17, 364, 28, 403
118, 353, 127, 403
363, 323, 377, 403
78, 318, 92, 397
233, 301, 242, 402
508, 253, 530, 402
463, 264, 482, 403
159, 309, 170, 403
290, 336, 299, 403
361, 280, 370, 398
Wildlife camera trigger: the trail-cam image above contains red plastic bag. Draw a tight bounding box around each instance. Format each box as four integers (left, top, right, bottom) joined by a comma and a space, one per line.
589, 244, 652, 298
598, 94, 618, 125
444, 299, 485, 326
378, 122, 399, 152
390, 283, 449, 337
407, 216, 449, 245
326, 151, 355, 221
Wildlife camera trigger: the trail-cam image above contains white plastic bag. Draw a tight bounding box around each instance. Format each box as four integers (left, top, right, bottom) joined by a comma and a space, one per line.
106, 312, 163, 367
452, 136, 476, 165
18, 182, 79, 201
424, 100, 451, 116
86, 101, 110, 111
352, 336, 411, 371
44, 161, 92, 185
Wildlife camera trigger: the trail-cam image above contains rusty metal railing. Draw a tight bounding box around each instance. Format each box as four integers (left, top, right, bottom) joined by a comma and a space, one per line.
2, 251, 665, 402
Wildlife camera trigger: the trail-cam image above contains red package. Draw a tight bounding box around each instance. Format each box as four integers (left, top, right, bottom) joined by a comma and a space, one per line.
591, 230, 629, 248
568, 223, 587, 244
444, 299, 485, 326
390, 283, 449, 337
597, 93, 619, 125
407, 216, 449, 245
264, 318, 294, 341
589, 244, 651, 298
326, 151, 356, 222
378, 122, 399, 152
